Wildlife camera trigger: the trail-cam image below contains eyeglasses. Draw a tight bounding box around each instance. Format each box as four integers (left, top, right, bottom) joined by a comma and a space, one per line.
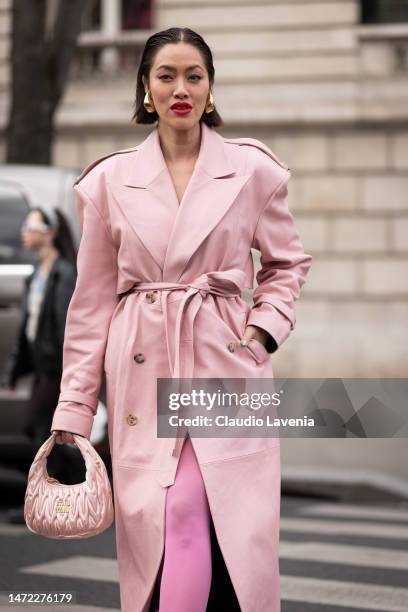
21, 220, 50, 233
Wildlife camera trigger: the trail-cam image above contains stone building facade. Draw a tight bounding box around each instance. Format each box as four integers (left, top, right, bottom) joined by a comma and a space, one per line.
0, 0, 407, 378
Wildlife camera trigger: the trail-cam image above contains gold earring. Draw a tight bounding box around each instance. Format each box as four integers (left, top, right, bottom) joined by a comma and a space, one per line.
205, 91, 215, 113
143, 90, 156, 113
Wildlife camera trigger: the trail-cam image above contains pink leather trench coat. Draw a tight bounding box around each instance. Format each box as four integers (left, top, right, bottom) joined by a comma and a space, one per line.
50, 121, 312, 611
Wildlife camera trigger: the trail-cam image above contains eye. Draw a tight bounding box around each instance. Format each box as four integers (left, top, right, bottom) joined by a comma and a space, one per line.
158, 74, 202, 81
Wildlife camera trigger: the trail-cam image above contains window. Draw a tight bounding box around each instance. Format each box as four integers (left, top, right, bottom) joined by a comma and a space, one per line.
74, 0, 153, 78
81, 0, 152, 32
0, 184, 36, 265
82, 0, 102, 32
361, 0, 408, 24
122, 0, 152, 30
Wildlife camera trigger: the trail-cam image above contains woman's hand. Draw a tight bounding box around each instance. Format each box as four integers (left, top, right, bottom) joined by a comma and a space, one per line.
240, 324, 269, 348
54, 430, 76, 445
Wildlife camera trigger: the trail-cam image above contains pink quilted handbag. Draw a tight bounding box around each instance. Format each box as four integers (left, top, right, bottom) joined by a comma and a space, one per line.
24, 431, 114, 539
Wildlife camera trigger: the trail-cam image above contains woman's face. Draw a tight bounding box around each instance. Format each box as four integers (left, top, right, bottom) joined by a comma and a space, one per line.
21, 210, 52, 251
145, 42, 211, 131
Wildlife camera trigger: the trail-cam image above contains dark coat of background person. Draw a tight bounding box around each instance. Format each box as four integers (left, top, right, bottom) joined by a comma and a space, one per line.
2, 254, 76, 386
1, 254, 83, 482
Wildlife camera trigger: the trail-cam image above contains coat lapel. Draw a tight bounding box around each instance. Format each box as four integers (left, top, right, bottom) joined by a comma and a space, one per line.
108, 130, 177, 271
112, 122, 251, 280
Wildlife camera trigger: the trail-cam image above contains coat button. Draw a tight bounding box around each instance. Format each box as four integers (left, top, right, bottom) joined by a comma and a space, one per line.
127, 414, 138, 426
227, 341, 236, 352
134, 352, 145, 363
145, 291, 158, 303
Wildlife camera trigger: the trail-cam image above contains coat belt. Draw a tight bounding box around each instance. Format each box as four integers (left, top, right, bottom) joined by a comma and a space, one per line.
121, 269, 247, 458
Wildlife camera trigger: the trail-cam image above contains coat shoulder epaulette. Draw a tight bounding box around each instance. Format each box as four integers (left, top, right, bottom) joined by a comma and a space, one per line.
73, 145, 140, 187
223, 136, 289, 171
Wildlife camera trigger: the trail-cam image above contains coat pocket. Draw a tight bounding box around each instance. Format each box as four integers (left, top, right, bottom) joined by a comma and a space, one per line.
245, 337, 270, 365
200, 301, 270, 368
239, 309, 271, 366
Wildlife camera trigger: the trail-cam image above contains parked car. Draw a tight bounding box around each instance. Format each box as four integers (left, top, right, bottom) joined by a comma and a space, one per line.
0, 164, 110, 492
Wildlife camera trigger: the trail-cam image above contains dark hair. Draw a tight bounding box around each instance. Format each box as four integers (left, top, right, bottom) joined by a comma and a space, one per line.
132, 27, 223, 128
31, 207, 77, 269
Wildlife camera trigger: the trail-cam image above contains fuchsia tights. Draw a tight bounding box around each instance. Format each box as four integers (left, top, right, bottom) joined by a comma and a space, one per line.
158, 435, 212, 611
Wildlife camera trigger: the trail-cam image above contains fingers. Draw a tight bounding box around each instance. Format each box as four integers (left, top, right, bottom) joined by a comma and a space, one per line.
240, 325, 253, 346
241, 325, 268, 347
54, 431, 75, 445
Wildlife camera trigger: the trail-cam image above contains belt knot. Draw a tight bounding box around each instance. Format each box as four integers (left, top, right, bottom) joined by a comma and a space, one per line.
189, 275, 211, 298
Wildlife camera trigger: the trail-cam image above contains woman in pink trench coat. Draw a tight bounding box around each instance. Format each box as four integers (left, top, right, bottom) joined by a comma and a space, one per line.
51, 27, 312, 612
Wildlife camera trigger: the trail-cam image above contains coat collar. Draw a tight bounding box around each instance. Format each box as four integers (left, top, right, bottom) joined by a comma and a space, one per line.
122, 121, 236, 187
109, 122, 251, 282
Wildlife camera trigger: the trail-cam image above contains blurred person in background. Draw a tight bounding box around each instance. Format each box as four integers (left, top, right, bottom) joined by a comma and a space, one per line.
0, 206, 79, 522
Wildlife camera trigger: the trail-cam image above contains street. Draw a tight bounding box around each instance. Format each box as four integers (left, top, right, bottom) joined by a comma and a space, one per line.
1, 495, 407, 611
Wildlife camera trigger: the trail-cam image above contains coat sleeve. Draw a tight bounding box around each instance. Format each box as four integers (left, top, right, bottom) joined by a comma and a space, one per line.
247, 170, 313, 352
50, 184, 119, 439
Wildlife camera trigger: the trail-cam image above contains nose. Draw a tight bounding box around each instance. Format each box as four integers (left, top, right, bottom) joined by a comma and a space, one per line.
173, 79, 190, 97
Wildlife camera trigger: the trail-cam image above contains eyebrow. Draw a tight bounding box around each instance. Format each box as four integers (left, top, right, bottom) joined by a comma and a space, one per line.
155, 64, 204, 72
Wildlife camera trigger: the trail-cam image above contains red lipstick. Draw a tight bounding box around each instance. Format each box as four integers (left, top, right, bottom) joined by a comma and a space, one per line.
171, 102, 192, 116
